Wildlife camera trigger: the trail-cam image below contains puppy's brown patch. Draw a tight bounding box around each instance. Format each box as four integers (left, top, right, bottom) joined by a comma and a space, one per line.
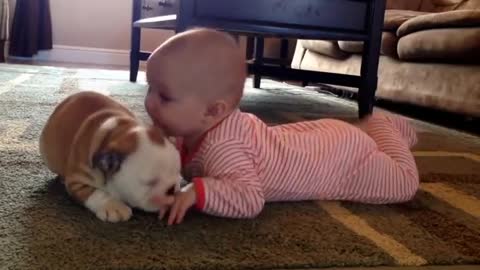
147, 127, 166, 146
104, 123, 139, 155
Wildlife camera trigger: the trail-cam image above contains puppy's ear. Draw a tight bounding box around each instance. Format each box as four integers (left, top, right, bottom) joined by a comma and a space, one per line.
92, 151, 125, 176
147, 126, 166, 145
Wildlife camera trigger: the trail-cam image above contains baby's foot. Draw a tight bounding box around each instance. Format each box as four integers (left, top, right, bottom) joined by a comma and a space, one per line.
365, 111, 418, 148
384, 114, 417, 148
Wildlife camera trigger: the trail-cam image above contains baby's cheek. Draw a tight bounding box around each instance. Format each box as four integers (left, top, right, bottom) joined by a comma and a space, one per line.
145, 94, 153, 108
145, 97, 158, 120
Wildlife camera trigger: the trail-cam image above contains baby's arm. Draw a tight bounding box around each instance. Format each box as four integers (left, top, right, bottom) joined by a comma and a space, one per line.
194, 140, 265, 218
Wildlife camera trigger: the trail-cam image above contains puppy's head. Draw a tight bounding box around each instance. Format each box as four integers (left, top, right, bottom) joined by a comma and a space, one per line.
92, 118, 181, 212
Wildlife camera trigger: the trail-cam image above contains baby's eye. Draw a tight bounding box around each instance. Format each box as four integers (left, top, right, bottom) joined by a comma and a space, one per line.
166, 185, 175, 195
159, 94, 172, 103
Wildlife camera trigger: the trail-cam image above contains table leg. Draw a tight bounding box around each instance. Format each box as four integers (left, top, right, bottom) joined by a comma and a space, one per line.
358, 0, 386, 118
0, 41, 5, 62
280, 39, 289, 68
246, 36, 255, 60
129, 0, 142, 83
253, 37, 264, 89
130, 27, 141, 83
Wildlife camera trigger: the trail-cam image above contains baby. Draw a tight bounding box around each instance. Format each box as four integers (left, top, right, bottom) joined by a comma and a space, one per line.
144, 28, 420, 225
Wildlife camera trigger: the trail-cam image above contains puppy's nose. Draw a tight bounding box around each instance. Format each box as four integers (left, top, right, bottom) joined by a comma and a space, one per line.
166, 185, 176, 196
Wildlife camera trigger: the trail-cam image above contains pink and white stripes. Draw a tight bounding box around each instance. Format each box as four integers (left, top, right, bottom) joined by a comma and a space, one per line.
181, 109, 419, 218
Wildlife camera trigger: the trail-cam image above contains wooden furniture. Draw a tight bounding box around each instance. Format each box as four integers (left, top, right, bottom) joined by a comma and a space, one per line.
131, 0, 386, 118
175, 0, 386, 118
129, 0, 289, 87
245, 37, 291, 89
130, 0, 177, 82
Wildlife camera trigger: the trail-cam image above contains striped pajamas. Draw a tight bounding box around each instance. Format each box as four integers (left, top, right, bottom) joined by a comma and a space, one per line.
179, 109, 419, 219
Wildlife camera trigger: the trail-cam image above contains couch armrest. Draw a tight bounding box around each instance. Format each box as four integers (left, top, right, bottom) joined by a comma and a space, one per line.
397, 10, 480, 37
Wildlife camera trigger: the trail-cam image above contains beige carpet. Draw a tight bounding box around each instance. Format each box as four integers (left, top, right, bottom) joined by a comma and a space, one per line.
0, 63, 479, 270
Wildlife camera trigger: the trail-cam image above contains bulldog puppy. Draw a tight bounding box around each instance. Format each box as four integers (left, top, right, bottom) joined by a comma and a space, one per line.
39, 91, 181, 222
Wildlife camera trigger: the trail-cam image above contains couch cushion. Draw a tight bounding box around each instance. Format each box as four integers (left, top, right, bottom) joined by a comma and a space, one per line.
420, 0, 480, 12
384, 10, 429, 30
397, 27, 480, 63
397, 10, 480, 37
299, 40, 349, 59
338, 32, 399, 58
338, 41, 363, 54
296, 51, 480, 117
386, 0, 423, 11
380, 32, 399, 58
456, 0, 480, 10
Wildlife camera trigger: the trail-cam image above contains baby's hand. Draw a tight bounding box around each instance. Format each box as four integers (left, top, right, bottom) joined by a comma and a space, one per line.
150, 195, 175, 220
167, 183, 197, 225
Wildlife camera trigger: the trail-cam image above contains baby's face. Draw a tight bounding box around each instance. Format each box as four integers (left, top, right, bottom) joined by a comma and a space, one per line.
145, 74, 206, 138
145, 29, 245, 138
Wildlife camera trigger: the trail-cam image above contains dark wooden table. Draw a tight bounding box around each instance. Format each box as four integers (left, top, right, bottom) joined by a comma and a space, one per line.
175, 0, 386, 118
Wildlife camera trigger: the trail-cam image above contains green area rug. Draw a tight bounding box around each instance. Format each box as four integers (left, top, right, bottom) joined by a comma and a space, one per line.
1, 63, 479, 270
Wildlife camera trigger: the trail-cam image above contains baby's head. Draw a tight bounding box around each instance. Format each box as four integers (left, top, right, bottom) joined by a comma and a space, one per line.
145, 28, 246, 138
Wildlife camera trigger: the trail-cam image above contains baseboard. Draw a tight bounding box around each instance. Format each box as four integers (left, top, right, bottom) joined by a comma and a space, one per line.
7, 45, 139, 67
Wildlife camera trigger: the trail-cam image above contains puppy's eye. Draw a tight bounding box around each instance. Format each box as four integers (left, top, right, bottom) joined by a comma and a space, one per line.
147, 179, 159, 187
166, 185, 176, 196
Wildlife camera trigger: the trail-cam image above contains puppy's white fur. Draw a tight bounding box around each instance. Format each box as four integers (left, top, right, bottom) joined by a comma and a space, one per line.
105, 126, 181, 212
84, 121, 182, 222
40, 91, 182, 223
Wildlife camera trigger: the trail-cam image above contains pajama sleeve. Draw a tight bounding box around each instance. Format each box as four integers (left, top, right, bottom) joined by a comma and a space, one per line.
192, 139, 265, 218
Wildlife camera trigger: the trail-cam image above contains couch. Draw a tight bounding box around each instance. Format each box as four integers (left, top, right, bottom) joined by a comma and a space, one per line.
291, 0, 480, 117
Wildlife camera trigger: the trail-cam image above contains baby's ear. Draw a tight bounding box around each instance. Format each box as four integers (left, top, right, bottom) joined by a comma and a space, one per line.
206, 100, 228, 118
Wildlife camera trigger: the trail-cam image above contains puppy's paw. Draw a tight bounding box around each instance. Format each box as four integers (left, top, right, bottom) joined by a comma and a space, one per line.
96, 199, 133, 223
85, 190, 132, 223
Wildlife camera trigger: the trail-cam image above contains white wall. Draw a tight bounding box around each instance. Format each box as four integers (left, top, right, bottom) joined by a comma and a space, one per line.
48, 0, 171, 51
8, 0, 169, 51
7, 0, 287, 65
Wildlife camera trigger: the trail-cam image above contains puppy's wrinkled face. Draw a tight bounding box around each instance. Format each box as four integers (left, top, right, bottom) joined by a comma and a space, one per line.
99, 125, 181, 212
